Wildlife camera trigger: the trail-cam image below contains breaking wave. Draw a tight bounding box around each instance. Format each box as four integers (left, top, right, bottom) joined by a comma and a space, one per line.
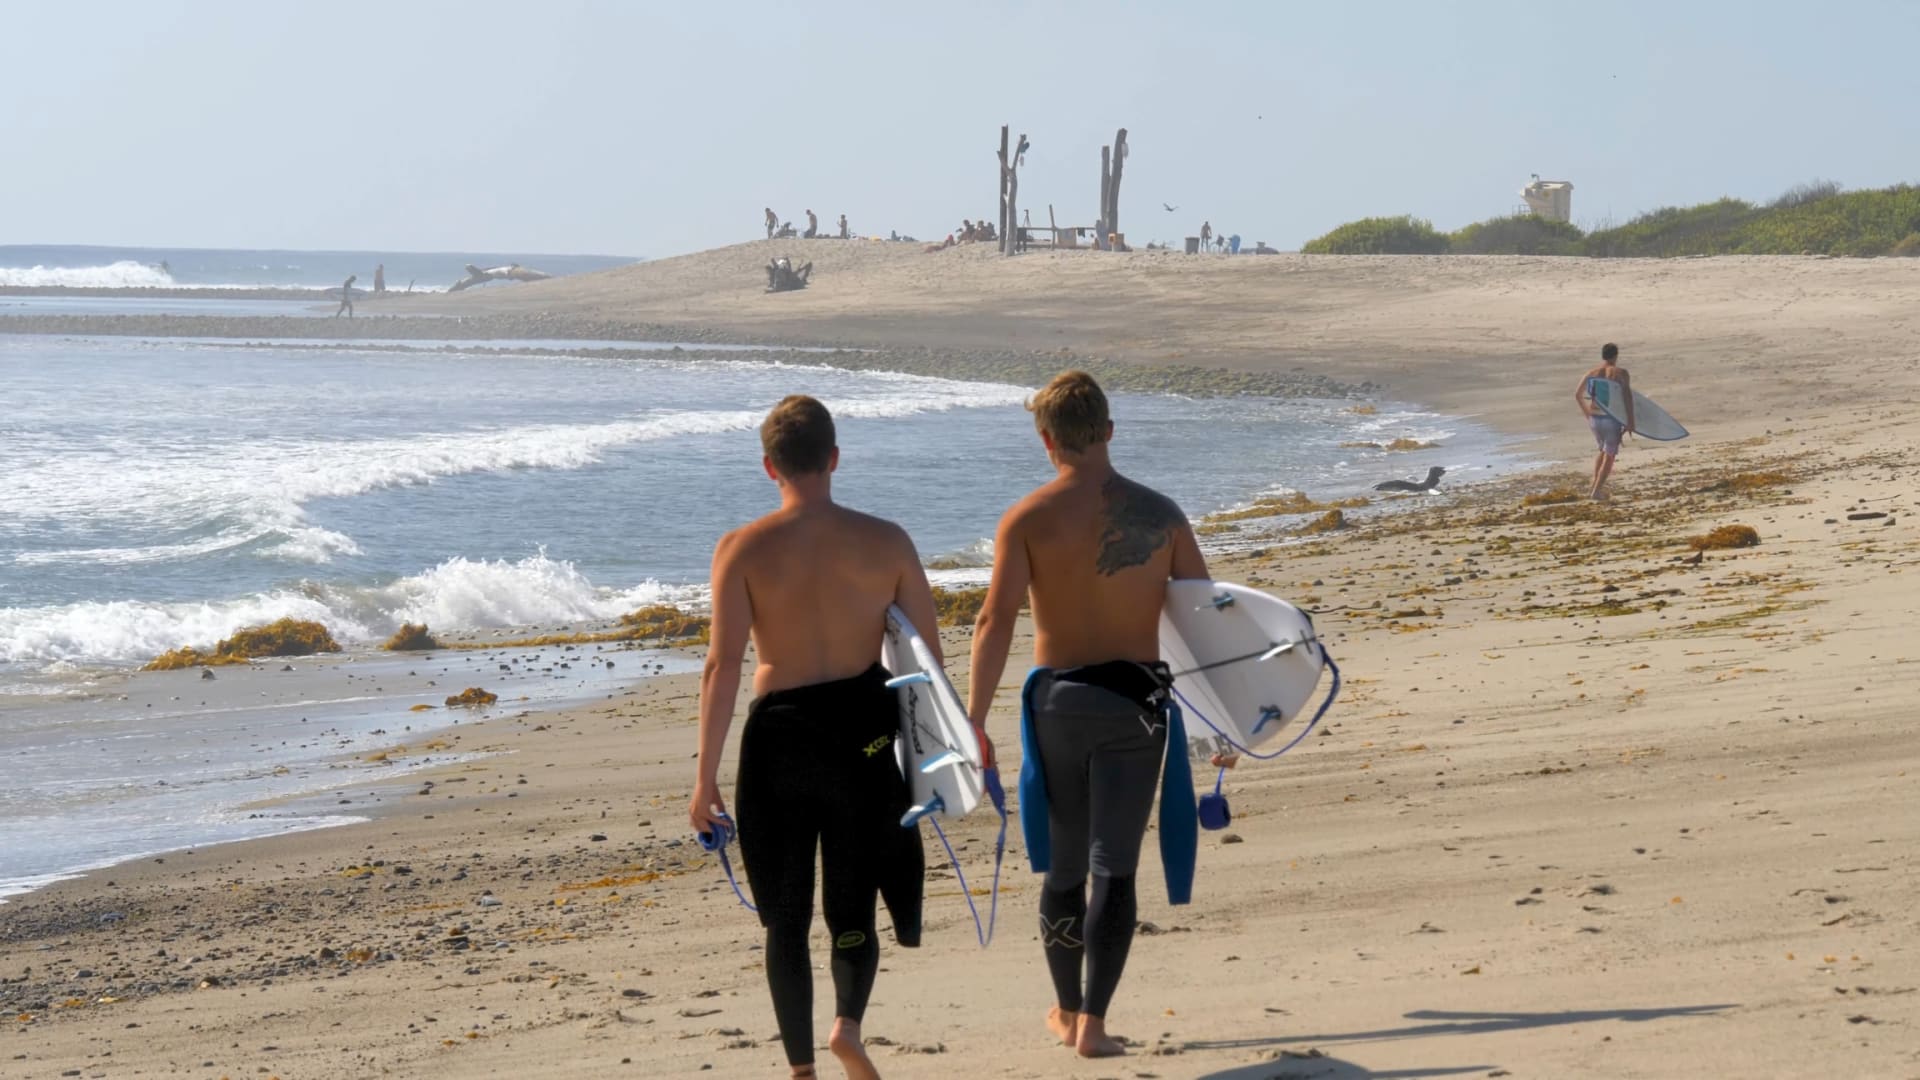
0, 552, 704, 666
0, 261, 178, 289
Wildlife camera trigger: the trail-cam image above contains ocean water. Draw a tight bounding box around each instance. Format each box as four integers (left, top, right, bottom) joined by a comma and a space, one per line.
0, 244, 636, 292
0, 325, 1521, 899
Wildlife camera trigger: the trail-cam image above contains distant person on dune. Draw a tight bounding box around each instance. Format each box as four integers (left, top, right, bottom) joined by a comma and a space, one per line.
373, 264, 385, 294
690, 396, 938, 1080
335, 275, 356, 318
804, 209, 819, 239
765, 207, 778, 239
837, 213, 849, 240
1200, 221, 1212, 252
1575, 342, 1635, 500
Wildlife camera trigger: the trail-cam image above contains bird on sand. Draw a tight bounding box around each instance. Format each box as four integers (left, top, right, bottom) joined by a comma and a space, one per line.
1373, 466, 1447, 493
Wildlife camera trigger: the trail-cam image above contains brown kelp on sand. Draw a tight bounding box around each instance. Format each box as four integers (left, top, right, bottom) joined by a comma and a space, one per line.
931, 586, 988, 627
143, 618, 342, 670
448, 604, 713, 651
444, 687, 499, 708
1341, 438, 1440, 451
381, 622, 442, 651
1690, 525, 1762, 551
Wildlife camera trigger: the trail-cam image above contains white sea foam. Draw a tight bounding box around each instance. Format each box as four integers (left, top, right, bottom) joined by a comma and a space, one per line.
0, 260, 177, 288
0, 551, 704, 666
926, 537, 995, 569
8, 378, 1029, 570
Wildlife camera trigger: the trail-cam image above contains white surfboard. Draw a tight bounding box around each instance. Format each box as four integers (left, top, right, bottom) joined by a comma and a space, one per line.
1589, 377, 1688, 441
882, 605, 984, 823
1159, 581, 1333, 750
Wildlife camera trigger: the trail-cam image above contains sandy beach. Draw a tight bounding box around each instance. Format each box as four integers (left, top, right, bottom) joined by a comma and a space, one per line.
5, 250, 1919, 1078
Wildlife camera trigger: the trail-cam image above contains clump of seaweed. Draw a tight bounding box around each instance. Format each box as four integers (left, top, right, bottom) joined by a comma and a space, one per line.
381, 622, 441, 651
1203, 491, 1370, 526
1339, 438, 1439, 451
1522, 487, 1583, 507
1704, 472, 1792, 495
455, 604, 712, 651
445, 687, 498, 708
1347, 404, 1379, 415
1689, 525, 1761, 551
143, 617, 341, 670
1295, 509, 1349, 535
617, 605, 712, 643
932, 586, 988, 627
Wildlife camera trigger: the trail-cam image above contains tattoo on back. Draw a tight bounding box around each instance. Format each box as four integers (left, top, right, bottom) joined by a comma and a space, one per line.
1096, 475, 1181, 575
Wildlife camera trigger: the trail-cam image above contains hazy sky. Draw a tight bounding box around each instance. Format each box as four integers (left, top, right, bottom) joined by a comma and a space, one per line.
6, 0, 1917, 257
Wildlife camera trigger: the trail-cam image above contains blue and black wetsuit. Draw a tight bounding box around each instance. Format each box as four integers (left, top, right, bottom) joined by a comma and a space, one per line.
734, 664, 924, 1069
1026, 660, 1177, 1020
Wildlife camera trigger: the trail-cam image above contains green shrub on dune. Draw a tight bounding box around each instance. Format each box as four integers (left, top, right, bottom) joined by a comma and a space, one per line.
1303, 181, 1920, 258
1302, 215, 1450, 254
1449, 214, 1585, 255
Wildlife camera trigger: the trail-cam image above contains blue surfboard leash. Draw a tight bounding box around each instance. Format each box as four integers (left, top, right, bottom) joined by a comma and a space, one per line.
918, 766, 1008, 948
1176, 649, 1341, 797
696, 812, 757, 913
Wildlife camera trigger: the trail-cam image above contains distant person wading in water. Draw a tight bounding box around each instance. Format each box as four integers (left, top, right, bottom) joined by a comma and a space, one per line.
1574, 342, 1635, 500
335, 275, 356, 318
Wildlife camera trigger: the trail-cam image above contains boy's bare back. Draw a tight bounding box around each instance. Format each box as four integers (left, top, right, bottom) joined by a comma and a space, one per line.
1010, 471, 1206, 668
715, 502, 935, 696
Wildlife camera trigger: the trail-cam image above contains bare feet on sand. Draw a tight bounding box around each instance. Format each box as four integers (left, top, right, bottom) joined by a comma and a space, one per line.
1074, 1014, 1128, 1058
828, 1018, 880, 1080
1046, 1005, 1079, 1046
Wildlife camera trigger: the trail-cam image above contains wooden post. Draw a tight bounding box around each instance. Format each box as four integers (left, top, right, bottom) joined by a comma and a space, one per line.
1107, 128, 1129, 246
998, 126, 1010, 247
1048, 203, 1058, 247
1000, 131, 1026, 256
1098, 145, 1112, 251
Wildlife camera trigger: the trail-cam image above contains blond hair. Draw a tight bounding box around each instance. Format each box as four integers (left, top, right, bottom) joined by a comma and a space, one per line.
759, 395, 836, 475
1027, 370, 1110, 453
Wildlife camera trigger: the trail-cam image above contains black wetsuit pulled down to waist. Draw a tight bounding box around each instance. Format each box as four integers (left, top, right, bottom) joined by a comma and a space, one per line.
734, 663, 924, 1068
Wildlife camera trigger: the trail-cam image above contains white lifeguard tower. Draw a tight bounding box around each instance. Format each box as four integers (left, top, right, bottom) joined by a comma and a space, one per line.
1520, 175, 1573, 222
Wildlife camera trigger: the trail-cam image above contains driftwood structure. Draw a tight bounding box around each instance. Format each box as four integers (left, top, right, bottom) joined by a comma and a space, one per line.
448, 264, 554, 292
1096, 128, 1129, 250
766, 256, 812, 293
997, 126, 1028, 256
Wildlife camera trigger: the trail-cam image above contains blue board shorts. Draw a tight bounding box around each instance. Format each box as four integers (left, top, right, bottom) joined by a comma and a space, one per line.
1589, 412, 1624, 455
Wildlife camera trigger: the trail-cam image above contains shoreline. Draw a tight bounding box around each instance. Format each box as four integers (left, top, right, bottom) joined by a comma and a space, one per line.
7, 250, 1920, 1076
7, 408, 1917, 1077
0, 314, 1377, 401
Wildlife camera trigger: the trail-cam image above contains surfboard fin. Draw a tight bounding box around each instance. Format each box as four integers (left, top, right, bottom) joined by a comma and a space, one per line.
1257, 641, 1298, 661
885, 672, 933, 689
899, 794, 946, 828
1199, 592, 1236, 611
918, 750, 963, 774
1252, 705, 1284, 733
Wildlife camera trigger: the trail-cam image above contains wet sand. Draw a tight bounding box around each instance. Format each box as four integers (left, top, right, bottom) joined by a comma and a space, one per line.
5, 251, 1920, 1077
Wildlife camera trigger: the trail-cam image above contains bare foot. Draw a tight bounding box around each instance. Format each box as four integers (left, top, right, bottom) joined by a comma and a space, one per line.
1046, 1006, 1080, 1046
828, 1018, 880, 1080
1075, 1014, 1127, 1058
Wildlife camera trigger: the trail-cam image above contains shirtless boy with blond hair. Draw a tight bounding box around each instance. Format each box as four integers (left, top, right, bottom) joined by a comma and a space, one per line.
968, 371, 1209, 1058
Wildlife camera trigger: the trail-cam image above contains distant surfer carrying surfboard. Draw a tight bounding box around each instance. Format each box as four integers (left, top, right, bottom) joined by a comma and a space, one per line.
689, 395, 942, 1080
1575, 342, 1635, 501
968, 371, 1210, 1059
